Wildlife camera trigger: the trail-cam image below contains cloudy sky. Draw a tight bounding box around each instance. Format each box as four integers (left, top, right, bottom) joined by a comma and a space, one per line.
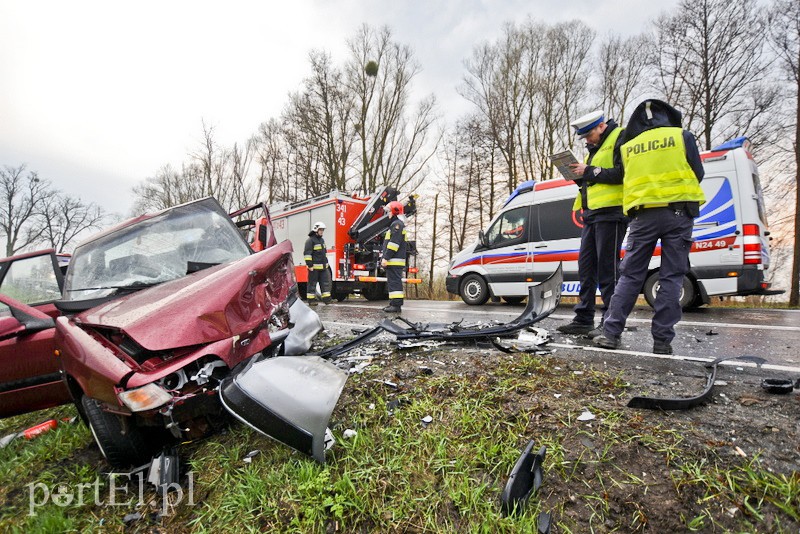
1, 0, 679, 216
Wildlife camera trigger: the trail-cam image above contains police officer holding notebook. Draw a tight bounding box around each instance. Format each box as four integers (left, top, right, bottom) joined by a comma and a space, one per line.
557, 110, 627, 338
594, 99, 705, 354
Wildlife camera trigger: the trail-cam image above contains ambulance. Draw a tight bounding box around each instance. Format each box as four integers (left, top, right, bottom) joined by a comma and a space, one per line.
445, 137, 780, 308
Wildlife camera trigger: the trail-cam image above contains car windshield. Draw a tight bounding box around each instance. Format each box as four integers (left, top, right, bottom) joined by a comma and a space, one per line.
63, 198, 252, 301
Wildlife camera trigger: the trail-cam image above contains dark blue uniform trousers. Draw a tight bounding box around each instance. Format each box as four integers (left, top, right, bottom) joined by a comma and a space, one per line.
573, 220, 627, 325
603, 208, 694, 344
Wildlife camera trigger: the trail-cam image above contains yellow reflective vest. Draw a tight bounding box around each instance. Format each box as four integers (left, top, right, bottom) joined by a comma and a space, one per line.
620, 127, 705, 214
572, 126, 624, 211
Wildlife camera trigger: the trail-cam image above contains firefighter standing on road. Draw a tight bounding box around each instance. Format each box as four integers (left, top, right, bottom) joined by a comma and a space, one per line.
380, 201, 407, 313
304, 222, 332, 305
558, 110, 628, 338
594, 99, 705, 354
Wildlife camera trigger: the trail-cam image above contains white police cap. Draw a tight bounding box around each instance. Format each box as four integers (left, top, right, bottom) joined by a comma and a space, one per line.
571, 110, 605, 139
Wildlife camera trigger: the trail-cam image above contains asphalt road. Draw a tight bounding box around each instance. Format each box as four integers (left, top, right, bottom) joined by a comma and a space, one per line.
312, 298, 800, 375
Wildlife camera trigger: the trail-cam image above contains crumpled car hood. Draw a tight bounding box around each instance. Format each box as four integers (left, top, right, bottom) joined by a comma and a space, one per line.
75, 240, 294, 352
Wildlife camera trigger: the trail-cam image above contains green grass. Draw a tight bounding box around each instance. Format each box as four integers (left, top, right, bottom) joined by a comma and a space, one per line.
0, 352, 797, 532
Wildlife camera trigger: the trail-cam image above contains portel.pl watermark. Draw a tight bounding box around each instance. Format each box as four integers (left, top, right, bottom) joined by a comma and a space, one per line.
26, 471, 195, 516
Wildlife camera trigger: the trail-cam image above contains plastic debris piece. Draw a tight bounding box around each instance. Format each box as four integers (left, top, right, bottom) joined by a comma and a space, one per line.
628, 355, 767, 411
760, 378, 794, 394
148, 448, 180, 495
577, 410, 595, 422
537, 511, 552, 534
706, 329, 719, 336
421, 415, 433, 426
23, 419, 58, 439
387, 398, 411, 415
243, 450, 261, 463
122, 512, 142, 525
343, 429, 357, 439
323, 428, 336, 450
553, 394, 562, 399
0, 433, 20, 448
500, 441, 547, 516
734, 446, 747, 457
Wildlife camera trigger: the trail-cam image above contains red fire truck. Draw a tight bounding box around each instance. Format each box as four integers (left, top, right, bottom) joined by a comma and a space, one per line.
253, 188, 421, 301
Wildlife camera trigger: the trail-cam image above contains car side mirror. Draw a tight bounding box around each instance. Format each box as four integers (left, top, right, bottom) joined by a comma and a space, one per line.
478, 230, 487, 248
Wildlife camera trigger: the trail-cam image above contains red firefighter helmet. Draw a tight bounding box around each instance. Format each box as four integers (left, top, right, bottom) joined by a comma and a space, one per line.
387, 201, 404, 216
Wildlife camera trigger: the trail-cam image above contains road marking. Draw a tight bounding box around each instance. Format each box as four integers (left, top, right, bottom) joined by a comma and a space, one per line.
548, 343, 800, 374
329, 303, 800, 332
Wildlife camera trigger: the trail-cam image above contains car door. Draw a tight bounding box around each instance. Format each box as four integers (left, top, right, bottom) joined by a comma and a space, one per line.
0, 250, 70, 418
0, 294, 68, 418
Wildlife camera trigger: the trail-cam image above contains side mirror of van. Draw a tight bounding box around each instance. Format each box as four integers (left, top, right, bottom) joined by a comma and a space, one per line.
478, 230, 487, 248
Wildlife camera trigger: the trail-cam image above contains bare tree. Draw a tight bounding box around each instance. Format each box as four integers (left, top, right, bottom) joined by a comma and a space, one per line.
595, 32, 652, 125
131, 163, 202, 213
651, 0, 779, 150
461, 19, 593, 188
282, 50, 355, 196
461, 21, 537, 191
40, 194, 106, 252
0, 165, 53, 255
345, 24, 438, 193
532, 21, 594, 180
767, 0, 800, 306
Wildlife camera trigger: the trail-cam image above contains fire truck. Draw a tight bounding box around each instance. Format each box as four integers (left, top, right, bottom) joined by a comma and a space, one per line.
256, 187, 421, 301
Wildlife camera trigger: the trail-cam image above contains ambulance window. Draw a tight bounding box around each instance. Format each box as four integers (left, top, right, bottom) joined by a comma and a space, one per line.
751, 173, 768, 225
484, 207, 528, 248
537, 199, 582, 241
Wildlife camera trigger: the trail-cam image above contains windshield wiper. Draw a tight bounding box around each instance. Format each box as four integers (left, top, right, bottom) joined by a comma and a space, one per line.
67, 281, 162, 292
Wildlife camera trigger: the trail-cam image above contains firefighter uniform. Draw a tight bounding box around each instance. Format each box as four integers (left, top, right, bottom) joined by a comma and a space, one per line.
559, 115, 628, 335
381, 217, 407, 312
303, 231, 332, 304
596, 99, 705, 354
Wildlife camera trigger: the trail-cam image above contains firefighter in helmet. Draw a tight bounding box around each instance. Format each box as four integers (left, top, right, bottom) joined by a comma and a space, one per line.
380, 201, 407, 313
304, 221, 332, 305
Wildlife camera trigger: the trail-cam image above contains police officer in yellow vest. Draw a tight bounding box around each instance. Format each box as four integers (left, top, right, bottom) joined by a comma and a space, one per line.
303, 222, 332, 305
594, 99, 705, 354
557, 110, 628, 338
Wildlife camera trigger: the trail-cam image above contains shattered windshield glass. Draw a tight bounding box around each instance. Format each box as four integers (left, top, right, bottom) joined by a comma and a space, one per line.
64, 199, 252, 301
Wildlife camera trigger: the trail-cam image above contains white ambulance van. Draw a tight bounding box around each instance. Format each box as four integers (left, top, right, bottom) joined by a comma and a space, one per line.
445, 138, 779, 308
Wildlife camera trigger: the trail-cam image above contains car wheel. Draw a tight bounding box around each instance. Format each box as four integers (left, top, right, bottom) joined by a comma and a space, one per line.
502, 296, 526, 305
460, 274, 489, 305
643, 272, 697, 310
81, 395, 160, 467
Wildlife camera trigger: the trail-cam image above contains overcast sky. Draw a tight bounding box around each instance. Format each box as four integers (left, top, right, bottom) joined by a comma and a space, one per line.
0, 0, 679, 216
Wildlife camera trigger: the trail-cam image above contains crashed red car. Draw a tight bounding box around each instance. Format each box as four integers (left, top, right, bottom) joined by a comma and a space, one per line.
51, 197, 325, 466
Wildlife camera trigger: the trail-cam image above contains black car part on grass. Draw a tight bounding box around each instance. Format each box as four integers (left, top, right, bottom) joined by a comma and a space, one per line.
500, 440, 547, 516
760, 378, 796, 394
381, 264, 562, 342
314, 264, 562, 356
627, 354, 767, 410
313, 325, 385, 360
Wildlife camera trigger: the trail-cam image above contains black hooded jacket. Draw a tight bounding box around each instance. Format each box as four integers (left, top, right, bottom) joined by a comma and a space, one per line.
621, 99, 705, 183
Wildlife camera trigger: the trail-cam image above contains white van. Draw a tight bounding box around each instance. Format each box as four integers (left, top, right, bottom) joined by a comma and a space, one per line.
446, 138, 779, 308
